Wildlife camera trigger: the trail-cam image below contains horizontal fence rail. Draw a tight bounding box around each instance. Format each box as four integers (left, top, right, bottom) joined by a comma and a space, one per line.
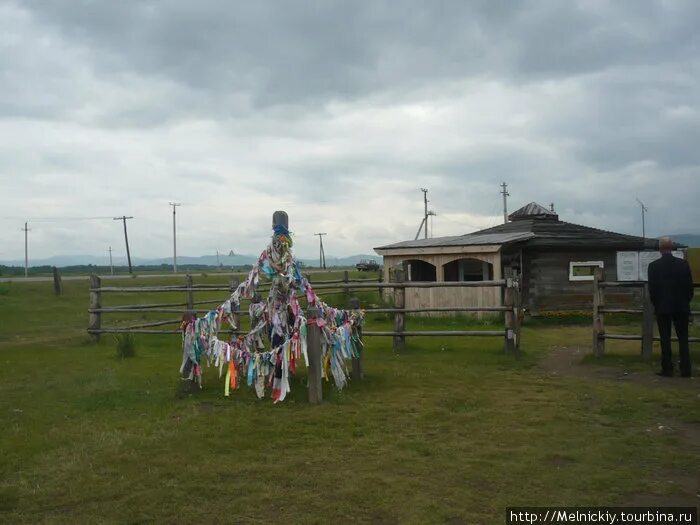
363, 330, 505, 337
363, 306, 510, 314
600, 308, 700, 315
93, 280, 506, 293
88, 269, 524, 355
604, 334, 700, 343
592, 268, 699, 359
89, 308, 251, 314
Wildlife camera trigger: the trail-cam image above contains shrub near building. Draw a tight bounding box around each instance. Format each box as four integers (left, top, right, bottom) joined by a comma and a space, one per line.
688, 248, 700, 282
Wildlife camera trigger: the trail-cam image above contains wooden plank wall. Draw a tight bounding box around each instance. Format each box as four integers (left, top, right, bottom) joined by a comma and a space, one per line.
381, 252, 502, 317
403, 286, 503, 319
522, 248, 641, 313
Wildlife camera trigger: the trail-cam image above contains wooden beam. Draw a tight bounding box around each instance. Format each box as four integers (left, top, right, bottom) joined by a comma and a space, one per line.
185, 275, 194, 310
641, 283, 654, 360
88, 275, 101, 342
363, 331, 504, 337
503, 269, 515, 354
375, 245, 502, 257
392, 269, 406, 352
362, 306, 510, 313
52, 266, 63, 296
592, 267, 605, 356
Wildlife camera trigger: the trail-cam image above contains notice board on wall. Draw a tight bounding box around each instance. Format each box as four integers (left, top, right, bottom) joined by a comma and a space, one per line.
616, 252, 639, 281
617, 251, 685, 281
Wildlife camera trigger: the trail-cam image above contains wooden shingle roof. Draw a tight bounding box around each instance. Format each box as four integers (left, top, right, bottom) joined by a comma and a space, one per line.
375, 202, 683, 252
508, 202, 558, 221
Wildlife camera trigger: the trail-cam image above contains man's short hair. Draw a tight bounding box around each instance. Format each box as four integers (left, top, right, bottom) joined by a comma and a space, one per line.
658, 237, 673, 253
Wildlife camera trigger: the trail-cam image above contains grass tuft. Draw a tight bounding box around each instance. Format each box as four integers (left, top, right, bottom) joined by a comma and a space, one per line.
114, 333, 136, 359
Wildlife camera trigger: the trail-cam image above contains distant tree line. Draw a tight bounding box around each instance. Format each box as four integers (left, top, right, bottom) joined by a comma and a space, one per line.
0, 264, 255, 277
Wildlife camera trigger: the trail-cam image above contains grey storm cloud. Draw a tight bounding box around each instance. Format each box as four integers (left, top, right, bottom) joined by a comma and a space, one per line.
0, 0, 699, 260
12, 1, 699, 114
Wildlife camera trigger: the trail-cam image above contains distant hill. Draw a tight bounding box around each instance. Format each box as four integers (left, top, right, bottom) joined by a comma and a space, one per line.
668, 234, 700, 248
0, 253, 382, 269
299, 254, 382, 268
0, 253, 257, 268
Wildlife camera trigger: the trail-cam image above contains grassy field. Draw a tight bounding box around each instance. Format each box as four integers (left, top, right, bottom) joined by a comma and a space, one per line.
0, 274, 698, 523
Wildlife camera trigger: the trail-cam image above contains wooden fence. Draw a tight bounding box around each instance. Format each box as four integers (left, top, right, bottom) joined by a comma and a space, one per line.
592, 267, 700, 358
87, 268, 522, 354
87, 270, 382, 336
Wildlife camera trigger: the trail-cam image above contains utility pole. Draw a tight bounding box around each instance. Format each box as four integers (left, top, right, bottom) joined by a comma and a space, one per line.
314, 233, 327, 269
21, 221, 30, 277
636, 198, 648, 240
169, 202, 181, 273
421, 188, 429, 239
108, 246, 114, 276
113, 216, 134, 274
500, 182, 509, 224
427, 210, 437, 238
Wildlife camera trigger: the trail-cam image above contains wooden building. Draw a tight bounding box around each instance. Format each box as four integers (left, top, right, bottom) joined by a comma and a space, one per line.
374, 202, 682, 314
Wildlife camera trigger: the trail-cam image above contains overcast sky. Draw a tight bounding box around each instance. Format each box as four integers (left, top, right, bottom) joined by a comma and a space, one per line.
1, 0, 699, 262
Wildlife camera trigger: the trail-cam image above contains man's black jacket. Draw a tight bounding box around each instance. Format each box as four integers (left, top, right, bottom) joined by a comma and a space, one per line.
648, 253, 694, 314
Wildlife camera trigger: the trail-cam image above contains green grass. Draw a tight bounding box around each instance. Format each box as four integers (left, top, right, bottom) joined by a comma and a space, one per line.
0, 276, 698, 523
114, 333, 136, 359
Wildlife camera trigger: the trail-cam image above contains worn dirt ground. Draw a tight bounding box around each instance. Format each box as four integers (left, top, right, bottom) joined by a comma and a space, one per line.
539, 345, 699, 508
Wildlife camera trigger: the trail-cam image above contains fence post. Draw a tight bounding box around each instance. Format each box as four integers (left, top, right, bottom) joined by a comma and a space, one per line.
343, 270, 350, 306
641, 283, 654, 360
392, 268, 406, 352
185, 274, 194, 311
592, 267, 606, 356
513, 274, 522, 355
89, 274, 101, 342
307, 307, 323, 404
377, 271, 383, 302
230, 276, 240, 331
350, 297, 364, 380
503, 269, 516, 354
52, 266, 63, 296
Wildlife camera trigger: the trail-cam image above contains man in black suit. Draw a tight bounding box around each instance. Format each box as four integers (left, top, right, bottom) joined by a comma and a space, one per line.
648, 237, 694, 377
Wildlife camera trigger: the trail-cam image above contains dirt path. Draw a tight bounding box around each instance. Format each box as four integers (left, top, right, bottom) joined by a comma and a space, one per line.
539, 345, 699, 508
539, 345, 699, 389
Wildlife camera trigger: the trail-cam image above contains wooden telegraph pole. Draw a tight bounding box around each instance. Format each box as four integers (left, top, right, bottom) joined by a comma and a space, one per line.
21, 221, 30, 277
113, 216, 134, 274
314, 232, 326, 269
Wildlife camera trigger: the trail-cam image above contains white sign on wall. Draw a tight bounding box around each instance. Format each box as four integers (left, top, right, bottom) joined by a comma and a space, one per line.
617, 251, 686, 281
638, 252, 661, 281
616, 252, 639, 281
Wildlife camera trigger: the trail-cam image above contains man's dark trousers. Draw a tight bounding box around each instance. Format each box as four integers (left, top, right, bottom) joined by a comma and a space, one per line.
656, 313, 691, 376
